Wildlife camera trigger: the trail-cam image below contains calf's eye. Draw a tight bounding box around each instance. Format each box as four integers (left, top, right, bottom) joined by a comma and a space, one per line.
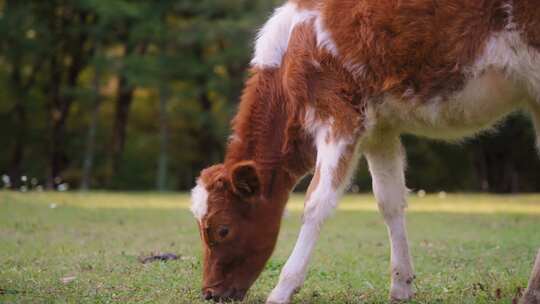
218, 226, 229, 238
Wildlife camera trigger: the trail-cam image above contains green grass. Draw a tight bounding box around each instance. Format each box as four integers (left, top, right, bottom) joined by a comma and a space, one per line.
1, 192, 539, 303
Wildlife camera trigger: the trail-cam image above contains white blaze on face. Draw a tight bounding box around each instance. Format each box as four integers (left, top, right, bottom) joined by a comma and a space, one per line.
190, 179, 209, 221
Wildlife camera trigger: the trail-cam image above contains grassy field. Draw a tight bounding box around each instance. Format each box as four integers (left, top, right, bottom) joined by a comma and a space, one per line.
1, 192, 540, 303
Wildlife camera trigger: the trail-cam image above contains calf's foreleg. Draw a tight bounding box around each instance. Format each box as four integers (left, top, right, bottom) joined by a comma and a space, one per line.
266, 133, 360, 304
365, 137, 415, 301
521, 250, 540, 304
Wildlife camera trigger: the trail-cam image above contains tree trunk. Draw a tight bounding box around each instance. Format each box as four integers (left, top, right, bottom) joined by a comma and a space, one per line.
45, 52, 63, 189
109, 74, 135, 183
156, 83, 169, 191
195, 74, 223, 164
473, 144, 519, 193
8, 96, 26, 190
48, 112, 70, 189
472, 145, 489, 192
46, 10, 90, 189
6, 26, 41, 189
7, 59, 27, 189
471, 115, 525, 194
108, 42, 147, 186
80, 66, 102, 191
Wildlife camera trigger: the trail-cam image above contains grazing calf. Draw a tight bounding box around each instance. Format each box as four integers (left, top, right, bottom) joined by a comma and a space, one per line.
190, 0, 540, 302
522, 250, 540, 304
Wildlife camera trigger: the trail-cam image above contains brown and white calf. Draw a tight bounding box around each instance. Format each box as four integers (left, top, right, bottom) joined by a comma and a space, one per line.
190, 0, 540, 302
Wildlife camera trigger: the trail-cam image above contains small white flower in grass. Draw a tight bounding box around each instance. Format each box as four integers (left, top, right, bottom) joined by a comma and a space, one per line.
1, 175, 10, 189
61, 276, 76, 284
31, 178, 38, 186
21, 175, 27, 182
57, 183, 69, 192
181, 256, 196, 262
49, 203, 58, 209
20, 186, 28, 192
438, 191, 447, 199
36, 185, 44, 192
417, 189, 426, 198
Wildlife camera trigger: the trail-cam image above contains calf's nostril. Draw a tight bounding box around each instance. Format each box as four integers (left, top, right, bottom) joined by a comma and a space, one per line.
203, 290, 213, 301
235, 289, 247, 301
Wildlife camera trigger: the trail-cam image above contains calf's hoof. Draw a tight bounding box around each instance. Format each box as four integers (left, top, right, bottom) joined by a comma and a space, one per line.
266, 292, 292, 304
266, 297, 291, 304
390, 273, 415, 302
266, 287, 299, 304
520, 290, 540, 304
390, 284, 415, 302
390, 295, 414, 303
390, 289, 414, 302
266, 281, 302, 304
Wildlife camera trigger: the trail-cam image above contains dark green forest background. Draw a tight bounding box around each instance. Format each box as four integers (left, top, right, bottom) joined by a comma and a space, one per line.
1, 0, 540, 193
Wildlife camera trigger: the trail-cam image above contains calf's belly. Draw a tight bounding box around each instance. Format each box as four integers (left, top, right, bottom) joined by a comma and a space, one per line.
371, 70, 529, 141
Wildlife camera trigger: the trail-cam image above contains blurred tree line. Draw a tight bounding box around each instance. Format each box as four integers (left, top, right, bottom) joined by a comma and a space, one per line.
0, 0, 539, 193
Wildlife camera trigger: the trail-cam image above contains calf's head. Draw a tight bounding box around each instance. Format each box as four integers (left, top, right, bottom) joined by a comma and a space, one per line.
191, 161, 283, 302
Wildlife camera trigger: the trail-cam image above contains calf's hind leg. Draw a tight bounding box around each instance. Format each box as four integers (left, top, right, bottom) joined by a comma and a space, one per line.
266, 132, 360, 304
521, 105, 540, 304
365, 136, 415, 301
531, 103, 540, 153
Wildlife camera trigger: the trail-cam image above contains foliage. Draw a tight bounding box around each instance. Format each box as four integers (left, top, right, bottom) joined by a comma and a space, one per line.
0, 1, 539, 191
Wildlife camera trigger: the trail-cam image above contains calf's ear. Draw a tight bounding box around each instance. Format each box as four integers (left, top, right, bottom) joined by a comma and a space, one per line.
230, 161, 260, 198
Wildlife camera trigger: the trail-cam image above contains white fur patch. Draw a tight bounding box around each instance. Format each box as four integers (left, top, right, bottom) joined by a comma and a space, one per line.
190, 180, 209, 221
251, 3, 298, 68
314, 14, 338, 56
251, 3, 338, 68
472, 6, 540, 97
369, 70, 526, 140
474, 31, 540, 94
303, 107, 358, 223
365, 139, 408, 218
365, 27, 540, 141
307, 126, 347, 221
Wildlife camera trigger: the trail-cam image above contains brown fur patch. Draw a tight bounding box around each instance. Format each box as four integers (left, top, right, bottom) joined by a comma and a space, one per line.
200, 164, 226, 192
225, 67, 315, 186
332, 143, 357, 188
514, 0, 540, 50
284, 22, 365, 140
292, 0, 321, 10
323, 0, 507, 100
